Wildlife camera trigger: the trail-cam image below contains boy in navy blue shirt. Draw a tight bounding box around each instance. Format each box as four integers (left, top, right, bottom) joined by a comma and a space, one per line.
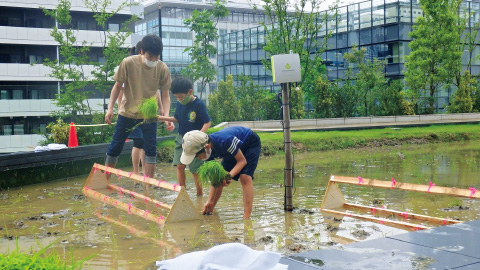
180, 126, 261, 219
157, 77, 211, 196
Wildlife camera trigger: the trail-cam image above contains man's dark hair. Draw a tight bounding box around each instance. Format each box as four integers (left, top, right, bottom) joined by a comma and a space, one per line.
171, 77, 193, 94
141, 35, 162, 56
130, 40, 143, 56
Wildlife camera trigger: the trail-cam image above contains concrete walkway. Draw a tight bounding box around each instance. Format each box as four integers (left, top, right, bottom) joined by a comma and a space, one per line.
280, 219, 480, 269
216, 113, 480, 132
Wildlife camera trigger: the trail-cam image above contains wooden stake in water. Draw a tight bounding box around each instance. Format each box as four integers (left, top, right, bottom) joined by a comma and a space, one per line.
282, 82, 294, 211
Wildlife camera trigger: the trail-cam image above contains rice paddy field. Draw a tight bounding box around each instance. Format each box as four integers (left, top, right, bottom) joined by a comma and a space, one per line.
2, 140, 480, 269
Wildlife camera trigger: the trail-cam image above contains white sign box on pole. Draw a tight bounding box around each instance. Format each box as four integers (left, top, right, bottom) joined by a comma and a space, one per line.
271, 53, 301, 83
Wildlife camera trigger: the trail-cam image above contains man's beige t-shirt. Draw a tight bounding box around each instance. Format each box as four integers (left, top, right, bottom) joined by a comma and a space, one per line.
113, 55, 171, 119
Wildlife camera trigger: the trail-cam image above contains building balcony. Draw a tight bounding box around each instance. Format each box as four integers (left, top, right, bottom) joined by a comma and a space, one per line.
0, 0, 133, 14
0, 98, 106, 118
0, 63, 110, 81
0, 26, 132, 47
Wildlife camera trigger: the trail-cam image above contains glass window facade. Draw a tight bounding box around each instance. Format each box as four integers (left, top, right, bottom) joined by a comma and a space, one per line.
217, 0, 480, 98
135, 1, 267, 95
0, 116, 53, 136
0, 84, 57, 100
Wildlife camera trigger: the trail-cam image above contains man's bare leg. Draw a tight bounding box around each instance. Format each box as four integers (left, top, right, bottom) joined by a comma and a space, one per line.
104, 162, 116, 180
143, 162, 155, 195
144, 162, 155, 178
140, 149, 145, 175
131, 147, 142, 174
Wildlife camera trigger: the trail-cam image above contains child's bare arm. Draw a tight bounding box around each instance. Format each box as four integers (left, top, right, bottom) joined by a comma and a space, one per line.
200, 121, 211, 133
157, 115, 177, 123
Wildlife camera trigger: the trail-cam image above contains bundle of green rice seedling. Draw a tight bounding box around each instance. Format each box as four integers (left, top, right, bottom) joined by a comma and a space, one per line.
138, 96, 158, 122
197, 161, 228, 188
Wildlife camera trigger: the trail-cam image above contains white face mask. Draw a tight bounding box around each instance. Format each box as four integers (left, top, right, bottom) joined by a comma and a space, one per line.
144, 58, 158, 68
200, 148, 212, 161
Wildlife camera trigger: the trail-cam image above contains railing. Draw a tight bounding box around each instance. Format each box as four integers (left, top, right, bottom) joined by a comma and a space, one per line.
215, 113, 480, 131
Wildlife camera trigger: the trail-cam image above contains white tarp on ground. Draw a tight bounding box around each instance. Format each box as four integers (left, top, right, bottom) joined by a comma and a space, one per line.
34, 143, 68, 152
156, 243, 288, 270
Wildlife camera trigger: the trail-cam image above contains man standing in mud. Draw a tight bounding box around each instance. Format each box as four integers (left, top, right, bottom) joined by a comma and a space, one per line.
104, 35, 173, 178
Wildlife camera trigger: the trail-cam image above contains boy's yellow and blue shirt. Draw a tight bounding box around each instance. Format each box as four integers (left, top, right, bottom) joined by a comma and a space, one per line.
174, 96, 210, 136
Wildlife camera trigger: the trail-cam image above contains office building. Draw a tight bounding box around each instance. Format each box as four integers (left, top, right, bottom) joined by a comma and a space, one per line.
135, 0, 267, 96
0, 0, 140, 152
218, 0, 480, 107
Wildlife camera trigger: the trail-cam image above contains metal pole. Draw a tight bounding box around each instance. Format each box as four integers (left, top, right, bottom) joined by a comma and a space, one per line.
56, 18, 60, 97
282, 82, 293, 211
158, 2, 163, 62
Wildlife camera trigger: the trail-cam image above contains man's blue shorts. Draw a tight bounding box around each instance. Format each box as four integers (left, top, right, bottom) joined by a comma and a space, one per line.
128, 127, 144, 149
221, 132, 261, 181
106, 115, 157, 164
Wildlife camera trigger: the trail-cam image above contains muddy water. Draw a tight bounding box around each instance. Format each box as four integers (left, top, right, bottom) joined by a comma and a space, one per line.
2, 141, 480, 269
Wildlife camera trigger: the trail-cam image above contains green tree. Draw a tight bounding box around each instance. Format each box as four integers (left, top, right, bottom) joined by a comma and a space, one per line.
182, 0, 229, 100
453, 3, 478, 112
42, 0, 134, 144
448, 70, 474, 113
332, 79, 357, 118
262, 92, 282, 120
208, 75, 241, 124
472, 79, 480, 112
259, 0, 334, 118
43, 0, 91, 120
235, 74, 274, 121
45, 118, 70, 144
404, 0, 463, 114
259, 0, 332, 96
312, 75, 335, 118
329, 48, 359, 118
288, 86, 305, 119
85, 0, 138, 115
378, 80, 414, 116
343, 47, 387, 116
452, 4, 477, 87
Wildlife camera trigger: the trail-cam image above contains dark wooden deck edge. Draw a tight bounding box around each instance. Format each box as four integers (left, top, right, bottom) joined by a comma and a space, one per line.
0, 136, 175, 189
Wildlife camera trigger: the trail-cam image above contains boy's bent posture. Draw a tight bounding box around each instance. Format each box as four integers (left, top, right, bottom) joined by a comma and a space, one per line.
105, 35, 172, 178
180, 126, 261, 219
157, 77, 211, 195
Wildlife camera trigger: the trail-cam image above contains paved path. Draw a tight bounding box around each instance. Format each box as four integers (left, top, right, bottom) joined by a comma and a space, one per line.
216, 113, 480, 132
280, 219, 480, 269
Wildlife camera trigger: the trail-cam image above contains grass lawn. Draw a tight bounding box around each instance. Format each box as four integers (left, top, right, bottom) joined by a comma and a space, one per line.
157, 123, 480, 161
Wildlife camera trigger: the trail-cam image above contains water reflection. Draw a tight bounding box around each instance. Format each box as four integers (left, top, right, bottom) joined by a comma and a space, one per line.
1, 141, 480, 269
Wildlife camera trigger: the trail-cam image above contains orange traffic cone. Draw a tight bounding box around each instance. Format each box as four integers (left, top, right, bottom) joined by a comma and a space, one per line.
68, 122, 78, 148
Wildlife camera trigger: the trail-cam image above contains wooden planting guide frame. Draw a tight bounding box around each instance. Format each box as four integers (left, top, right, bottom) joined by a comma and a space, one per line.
321, 175, 480, 230
83, 163, 201, 224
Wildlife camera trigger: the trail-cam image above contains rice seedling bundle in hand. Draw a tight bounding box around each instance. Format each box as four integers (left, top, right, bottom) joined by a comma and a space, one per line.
198, 161, 228, 188
138, 96, 158, 122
